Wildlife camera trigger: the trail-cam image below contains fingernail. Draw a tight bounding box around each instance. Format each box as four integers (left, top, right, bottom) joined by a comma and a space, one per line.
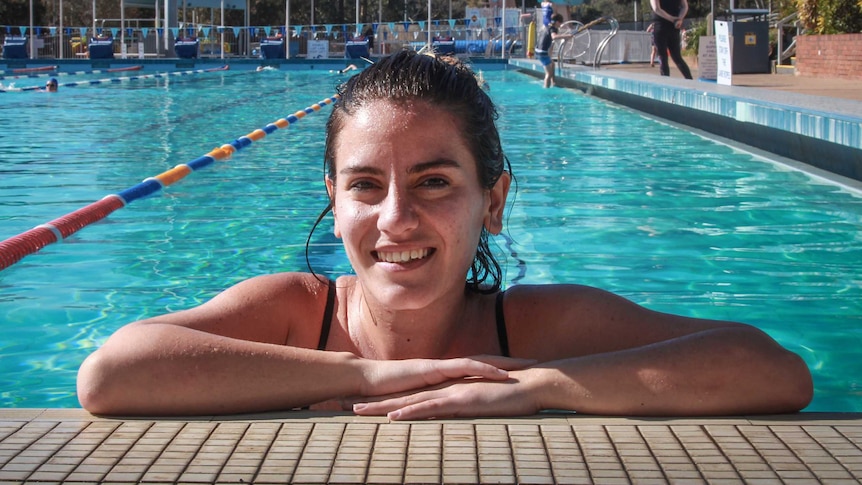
387, 410, 401, 420
353, 403, 367, 411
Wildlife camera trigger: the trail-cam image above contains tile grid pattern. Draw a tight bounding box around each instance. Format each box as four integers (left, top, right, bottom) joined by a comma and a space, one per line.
1, 412, 861, 484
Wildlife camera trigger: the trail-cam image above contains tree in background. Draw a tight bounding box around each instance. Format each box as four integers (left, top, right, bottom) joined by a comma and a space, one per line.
1, 0, 47, 27
797, 0, 862, 34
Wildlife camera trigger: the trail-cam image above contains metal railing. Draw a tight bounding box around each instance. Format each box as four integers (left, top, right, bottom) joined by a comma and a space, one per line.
775, 12, 803, 65
1, 20, 527, 60
553, 16, 619, 69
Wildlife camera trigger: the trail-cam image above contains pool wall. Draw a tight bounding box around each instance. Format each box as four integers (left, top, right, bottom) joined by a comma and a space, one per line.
510, 58, 862, 183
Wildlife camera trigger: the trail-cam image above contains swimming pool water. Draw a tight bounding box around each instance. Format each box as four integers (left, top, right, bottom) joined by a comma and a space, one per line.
1, 68, 860, 411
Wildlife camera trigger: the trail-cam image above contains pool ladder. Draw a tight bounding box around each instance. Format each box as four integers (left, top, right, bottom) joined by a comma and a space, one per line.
554, 16, 619, 70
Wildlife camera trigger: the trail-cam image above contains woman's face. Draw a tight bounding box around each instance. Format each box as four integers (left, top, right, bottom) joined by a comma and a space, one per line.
327, 99, 507, 309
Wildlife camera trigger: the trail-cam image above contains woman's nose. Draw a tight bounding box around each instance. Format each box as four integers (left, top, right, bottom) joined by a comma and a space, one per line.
377, 186, 419, 235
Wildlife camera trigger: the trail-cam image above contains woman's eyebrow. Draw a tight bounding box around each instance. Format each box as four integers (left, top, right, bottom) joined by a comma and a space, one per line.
407, 159, 462, 174
338, 159, 462, 177
338, 165, 385, 176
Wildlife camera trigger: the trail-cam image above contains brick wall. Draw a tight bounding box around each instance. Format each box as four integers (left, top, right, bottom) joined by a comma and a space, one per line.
795, 33, 862, 81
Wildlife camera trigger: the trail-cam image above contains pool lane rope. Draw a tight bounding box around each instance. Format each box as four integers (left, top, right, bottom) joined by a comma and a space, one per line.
0, 94, 340, 272
0, 65, 144, 81
0, 65, 230, 93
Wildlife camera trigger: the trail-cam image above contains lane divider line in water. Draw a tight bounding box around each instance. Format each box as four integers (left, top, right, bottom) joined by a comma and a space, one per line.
0, 94, 340, 272
0, 65, 229, 92
0, 65, 143, 81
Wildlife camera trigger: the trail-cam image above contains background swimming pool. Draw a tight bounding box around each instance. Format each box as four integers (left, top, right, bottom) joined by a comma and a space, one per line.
1, 68, 860, 412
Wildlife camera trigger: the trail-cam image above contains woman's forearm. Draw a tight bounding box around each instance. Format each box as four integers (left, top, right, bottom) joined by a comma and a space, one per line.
77, 323, 363, 416
530, 327, 812, 416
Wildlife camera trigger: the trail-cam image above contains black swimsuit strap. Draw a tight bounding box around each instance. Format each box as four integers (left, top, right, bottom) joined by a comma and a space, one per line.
495, 291, 511, 357
317, 278, 336, 351
318, 282, 508, 355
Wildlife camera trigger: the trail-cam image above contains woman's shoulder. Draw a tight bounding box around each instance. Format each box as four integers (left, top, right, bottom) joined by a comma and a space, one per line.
503, 283, 621, 307
205, 272, 337, 325
164, 272, 338, 346
500, 284, 652, 358
224, 272, 332, 299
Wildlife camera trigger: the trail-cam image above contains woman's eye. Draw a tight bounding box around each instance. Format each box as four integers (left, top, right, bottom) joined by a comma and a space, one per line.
348, 180, 377, 191
420, 177, 449, 188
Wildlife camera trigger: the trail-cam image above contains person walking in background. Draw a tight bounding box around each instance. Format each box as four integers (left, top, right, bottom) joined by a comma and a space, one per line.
535, 13, 573, 88
646, 23, 658, 68
650, 0, 693, 79
540, 0, 555, 26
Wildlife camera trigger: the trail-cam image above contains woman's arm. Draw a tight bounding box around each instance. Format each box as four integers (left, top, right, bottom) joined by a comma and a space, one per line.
527, 325, 813, 416
76, 273, 513, 416
650, 0, 678, 23
352, 286, 813, 420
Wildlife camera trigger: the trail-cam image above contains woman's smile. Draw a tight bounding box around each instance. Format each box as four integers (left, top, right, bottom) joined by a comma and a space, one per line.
374, 248, 433, 264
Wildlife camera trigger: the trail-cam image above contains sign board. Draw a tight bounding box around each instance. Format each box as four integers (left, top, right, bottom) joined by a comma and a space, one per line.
307, 40, 329, 59
715, 20, 732, 85
697, 35, 717, 80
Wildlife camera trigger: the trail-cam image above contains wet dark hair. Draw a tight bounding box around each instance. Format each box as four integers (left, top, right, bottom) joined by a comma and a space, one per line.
306, 49, 512, 293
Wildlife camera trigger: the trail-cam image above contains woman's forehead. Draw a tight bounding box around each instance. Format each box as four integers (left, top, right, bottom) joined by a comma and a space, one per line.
333, 100, 474, 170
341, 99, 464, 139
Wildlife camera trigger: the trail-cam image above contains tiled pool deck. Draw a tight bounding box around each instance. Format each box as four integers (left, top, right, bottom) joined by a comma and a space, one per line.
2, 60, 861, 483
2, 409, 861, 484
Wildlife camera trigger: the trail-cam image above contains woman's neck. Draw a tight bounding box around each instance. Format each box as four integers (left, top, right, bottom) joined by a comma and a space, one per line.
347, 282, 484, 360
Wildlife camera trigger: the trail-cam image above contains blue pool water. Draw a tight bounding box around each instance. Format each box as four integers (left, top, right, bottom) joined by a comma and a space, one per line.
1, 67, 860, 411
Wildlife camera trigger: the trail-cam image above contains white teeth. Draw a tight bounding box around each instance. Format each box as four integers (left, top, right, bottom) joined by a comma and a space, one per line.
378, 248, 429, 263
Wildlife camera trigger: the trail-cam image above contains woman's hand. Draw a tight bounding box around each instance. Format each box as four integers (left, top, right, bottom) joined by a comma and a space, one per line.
351, 368, 544, 420
358, 355, 537, 399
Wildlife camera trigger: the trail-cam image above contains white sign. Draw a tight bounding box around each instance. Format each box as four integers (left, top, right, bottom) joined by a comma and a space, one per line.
715, 20, 732, 85
698, 35, 717, 80
307, 40, 329, 59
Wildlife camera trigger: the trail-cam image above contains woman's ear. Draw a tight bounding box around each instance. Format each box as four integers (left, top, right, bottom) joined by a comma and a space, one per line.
484, 172, 511, 235
325, 176, 342, 238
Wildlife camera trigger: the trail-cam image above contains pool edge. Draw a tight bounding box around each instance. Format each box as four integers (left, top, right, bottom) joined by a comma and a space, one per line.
510, 58, 862, 183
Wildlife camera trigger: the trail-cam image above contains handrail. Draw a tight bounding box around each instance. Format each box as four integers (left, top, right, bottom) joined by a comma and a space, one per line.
592, 16, 619, 69
0, 94, 339, 271
553, 17, 604, 77
552, 16, 618, 72
775, 12, 802, 65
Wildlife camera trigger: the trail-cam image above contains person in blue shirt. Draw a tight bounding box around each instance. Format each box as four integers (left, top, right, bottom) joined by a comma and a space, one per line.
540, 0, 555, 26
535, 13, 573, 88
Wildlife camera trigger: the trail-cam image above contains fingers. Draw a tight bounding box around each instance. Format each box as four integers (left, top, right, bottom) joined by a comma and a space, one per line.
465, 355, 538, 371
431, 358, 510, 383
353, 390, 471, 420
352, 378, 534, 420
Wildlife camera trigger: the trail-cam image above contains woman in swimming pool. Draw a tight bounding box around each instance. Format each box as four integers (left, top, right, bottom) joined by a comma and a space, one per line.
77, 50, 812, 419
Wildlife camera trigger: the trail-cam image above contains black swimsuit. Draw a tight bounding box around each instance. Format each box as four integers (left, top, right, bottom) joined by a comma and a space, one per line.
316, 279, 511, 357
